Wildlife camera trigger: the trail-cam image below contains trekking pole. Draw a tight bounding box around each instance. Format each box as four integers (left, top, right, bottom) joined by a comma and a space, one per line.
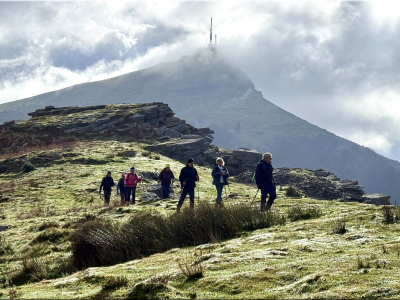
224, 186, 228, 198
251, 189, 260, 204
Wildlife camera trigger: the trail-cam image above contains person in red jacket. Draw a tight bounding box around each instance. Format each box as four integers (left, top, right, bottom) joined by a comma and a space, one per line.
124, 167, 142, 204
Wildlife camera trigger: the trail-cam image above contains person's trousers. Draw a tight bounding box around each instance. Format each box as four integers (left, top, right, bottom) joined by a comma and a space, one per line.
161, 184, 170, 199
125, 187, 137, 204
215, 184, 224, 203
261, 186, 277, 210
104, 189, 111, 205
120, 190, 125, 203
177, 186, 195, 209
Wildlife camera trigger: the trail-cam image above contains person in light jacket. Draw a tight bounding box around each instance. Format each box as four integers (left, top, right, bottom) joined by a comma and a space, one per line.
211, 157, 229, 206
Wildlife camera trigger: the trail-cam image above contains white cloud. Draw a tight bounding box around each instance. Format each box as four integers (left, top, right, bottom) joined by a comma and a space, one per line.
0, 1, 400, 161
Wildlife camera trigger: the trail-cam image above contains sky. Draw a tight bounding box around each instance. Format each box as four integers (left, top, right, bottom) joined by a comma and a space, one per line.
0, 1, 400, 161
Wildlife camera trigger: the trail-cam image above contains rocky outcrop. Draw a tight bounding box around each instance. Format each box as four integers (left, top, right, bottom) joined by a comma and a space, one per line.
204, 146, 261, 175
145, 135, 211, 163
0, 103, 214, 155
234, 167, 367, 201
363, 194, 391, 205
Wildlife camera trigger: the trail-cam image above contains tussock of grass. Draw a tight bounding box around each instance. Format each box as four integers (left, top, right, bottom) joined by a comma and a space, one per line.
286, 186, 302, 198
287, 204, 322, 221
71, 201, 286, 268
330, 217, 346, 234
381, 205, 400, 223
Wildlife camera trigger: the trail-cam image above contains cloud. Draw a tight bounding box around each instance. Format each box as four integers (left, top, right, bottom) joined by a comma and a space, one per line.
0, 1, 400, 162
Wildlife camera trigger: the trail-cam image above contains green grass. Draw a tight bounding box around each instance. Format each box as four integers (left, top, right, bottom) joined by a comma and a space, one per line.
0, 140, 400, 299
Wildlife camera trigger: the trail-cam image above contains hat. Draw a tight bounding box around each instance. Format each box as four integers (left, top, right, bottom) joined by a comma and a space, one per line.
165, 164, 170, 167
187, 158, 194, 163
107, 171, 112, 174
130, 167, 135, 171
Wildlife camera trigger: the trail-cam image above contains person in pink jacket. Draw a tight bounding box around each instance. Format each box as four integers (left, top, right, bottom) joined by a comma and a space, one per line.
125, 167, 142, 204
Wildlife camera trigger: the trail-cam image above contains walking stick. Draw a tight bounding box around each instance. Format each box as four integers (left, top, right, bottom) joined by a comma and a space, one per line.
224, 186, 228, 198
251, 189, 260, 204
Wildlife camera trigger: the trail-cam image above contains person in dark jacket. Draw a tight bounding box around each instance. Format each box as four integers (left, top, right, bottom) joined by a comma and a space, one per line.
99, 171, 116, 205
212, 157, 229, 206
255, 152, 276, 211
116, 173, 126, 204
177, 158, 199, 213
158, 164, 175, 199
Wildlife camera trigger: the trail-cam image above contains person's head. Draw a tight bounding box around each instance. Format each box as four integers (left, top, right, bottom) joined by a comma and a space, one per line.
130, 167, 135, 174
165, 164, 170, 172
121, 172, 125, 178
263, 152, 272, 163
216, 157, 224, 166
187, 158, 194, 167
107, 171, 112, 177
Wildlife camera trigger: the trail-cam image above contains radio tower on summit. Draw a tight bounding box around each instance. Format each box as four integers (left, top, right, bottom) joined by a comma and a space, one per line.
209, 18, 217, 50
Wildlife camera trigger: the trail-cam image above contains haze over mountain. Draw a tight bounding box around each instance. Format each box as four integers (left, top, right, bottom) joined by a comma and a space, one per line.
1, 48, 400, 201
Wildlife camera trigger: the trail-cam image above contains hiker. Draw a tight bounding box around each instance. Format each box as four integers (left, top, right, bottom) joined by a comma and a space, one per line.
177, 158, 199, 213
255, 152, 276, 211
158, 164, 175, 199
211, 157, 229, 206
99, 171, 115, 205
125, 167, 142, 205
116, 173, 126, 204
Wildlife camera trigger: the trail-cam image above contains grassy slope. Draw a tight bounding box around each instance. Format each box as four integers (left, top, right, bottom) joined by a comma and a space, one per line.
0, 141, 399, 299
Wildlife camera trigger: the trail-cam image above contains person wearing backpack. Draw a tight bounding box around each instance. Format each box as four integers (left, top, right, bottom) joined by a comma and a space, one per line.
177, 158, 199, 213
211, 157, 229, 206
116, 172, 126, 204
255, 152, 276, 211
125, 167, 142, 205
99, 171, 115, 206
158, 164, 175, 199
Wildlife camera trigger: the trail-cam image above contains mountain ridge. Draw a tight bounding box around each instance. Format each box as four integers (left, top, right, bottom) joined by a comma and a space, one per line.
0, 49, 399, 201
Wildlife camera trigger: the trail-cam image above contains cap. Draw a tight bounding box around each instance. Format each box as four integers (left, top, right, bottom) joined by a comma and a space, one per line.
187, 158, 194, 163
165, 164, 170, 167
107, 171, 112, 174
130, 167, 135, 171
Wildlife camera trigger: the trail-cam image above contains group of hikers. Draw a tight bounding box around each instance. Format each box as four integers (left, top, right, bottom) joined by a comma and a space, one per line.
99, 152, 276, 212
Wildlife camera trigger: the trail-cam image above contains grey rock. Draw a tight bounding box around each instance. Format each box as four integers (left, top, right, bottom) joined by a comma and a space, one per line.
117, 150, 136, 157
164, 128, 181, 138
140, 192, 159, 202
0, 225, 8, 231
146, 185, 164, 198
363, 193, 391, 205
314, 169, 331, 177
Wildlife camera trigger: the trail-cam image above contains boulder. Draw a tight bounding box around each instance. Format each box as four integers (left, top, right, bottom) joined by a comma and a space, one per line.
163, 128, 181, 138
314, 169, 331, 177
140, 192, 159, 202
117, 150, 137, 157
146, 185, 163, 198
363, 193, 391, 205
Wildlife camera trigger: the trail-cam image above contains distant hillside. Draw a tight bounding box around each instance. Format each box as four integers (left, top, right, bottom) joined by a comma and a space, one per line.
1, 49, 399, 200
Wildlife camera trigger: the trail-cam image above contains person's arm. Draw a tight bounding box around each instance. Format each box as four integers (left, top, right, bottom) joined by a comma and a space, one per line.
224, 166, 230, 178
112, 179, 115, 187
211, 166, 220, 178
255, 164, 262, 188
158, 170, 163, 183
179, 168, 186, 186
99, 178, 104, 193
195, 168, 199, 181
136, 174, 142, 183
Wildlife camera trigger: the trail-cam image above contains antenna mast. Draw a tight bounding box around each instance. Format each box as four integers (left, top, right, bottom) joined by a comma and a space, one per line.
210, 18, 213, 46
215, 34, 217, 49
